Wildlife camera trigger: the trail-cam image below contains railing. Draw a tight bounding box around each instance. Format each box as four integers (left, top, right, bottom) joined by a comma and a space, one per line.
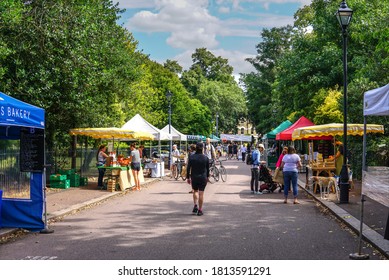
0, 149, 31, 199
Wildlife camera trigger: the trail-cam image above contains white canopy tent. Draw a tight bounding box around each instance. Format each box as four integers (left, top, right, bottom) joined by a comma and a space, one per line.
362, 83, 389, 240
122, 114, 171, 140
121, 114, 171, 177
161, 124, 187, 141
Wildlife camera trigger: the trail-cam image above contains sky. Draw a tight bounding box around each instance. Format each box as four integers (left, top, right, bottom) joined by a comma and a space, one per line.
116, 0, 313, 78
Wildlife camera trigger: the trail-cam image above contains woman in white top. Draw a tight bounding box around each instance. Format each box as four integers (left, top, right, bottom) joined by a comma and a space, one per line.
280, 146, 302, 204
96, 144, 108, 189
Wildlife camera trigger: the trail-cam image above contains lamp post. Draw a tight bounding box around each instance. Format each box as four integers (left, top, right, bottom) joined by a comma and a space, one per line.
216, 112, 219, 138
336, 1, 353, 204
166, 90, 173, 170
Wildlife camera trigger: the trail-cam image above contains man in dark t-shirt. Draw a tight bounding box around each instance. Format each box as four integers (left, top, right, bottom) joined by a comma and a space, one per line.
186, 142, 210, 216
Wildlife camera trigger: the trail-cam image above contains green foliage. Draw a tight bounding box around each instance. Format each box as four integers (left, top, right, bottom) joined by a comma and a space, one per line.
181, 48, 247, 136
0, 0, 143, 150
312, 88, 343, 124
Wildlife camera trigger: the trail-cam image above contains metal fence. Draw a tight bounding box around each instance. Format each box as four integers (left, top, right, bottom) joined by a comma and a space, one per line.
0, 148, 31, 199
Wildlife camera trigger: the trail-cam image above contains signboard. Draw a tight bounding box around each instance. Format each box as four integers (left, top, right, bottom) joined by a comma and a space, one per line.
20, 127, 45, 172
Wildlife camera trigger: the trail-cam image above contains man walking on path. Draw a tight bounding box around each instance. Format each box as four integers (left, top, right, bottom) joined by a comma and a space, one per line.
186, 142, 210, 216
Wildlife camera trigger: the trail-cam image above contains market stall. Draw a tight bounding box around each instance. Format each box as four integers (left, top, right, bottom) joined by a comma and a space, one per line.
70, 127, 153, 186
262, 120, 293, 169
292, 122, 384, 196
122, 114, 171, 176
0, 92, 45, 230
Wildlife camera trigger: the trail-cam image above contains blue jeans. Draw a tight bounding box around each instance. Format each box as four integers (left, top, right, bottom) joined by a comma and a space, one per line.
283, 171, 298, 197
250, 166, 259, 192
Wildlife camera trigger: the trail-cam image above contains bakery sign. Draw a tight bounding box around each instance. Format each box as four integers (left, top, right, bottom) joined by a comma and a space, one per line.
0, 93, 45, 129
1, 105, 31, 121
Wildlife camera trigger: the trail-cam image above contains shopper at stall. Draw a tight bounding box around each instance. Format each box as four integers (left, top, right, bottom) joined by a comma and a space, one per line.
186, 142, 210, 216
129, 144, 141, 191
334, 141, 343, 176
96, 144, 109, 189
280, 146, 302, 204
275, 146, 288, 191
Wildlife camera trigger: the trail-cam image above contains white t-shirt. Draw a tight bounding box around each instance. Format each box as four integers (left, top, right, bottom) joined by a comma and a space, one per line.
172, 148, 180, 162
282, 154, 301, 172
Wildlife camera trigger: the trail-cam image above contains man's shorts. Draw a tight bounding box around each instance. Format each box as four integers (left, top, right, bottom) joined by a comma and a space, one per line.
191, 177, 207, 192
131, 162, 141, 171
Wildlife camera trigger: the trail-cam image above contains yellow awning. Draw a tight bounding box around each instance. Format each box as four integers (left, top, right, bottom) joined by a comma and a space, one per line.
292, 123, 384, 140
69, 127, 154, 140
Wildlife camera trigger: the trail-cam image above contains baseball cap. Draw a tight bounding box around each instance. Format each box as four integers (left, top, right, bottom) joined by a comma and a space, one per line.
258, 144, 264, 149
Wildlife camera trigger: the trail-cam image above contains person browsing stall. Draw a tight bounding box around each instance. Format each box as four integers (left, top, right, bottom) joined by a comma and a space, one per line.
280, 146, 302, 204
129, 144, 141, 191
96, 144, 109, 189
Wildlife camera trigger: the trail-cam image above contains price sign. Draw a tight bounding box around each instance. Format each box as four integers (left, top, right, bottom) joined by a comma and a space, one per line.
20, 127, 45, 172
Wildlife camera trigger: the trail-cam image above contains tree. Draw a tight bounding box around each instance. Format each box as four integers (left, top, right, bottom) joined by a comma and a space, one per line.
0, 0, 143, 150
181, 48, 246, 135
242, 26, 293, 134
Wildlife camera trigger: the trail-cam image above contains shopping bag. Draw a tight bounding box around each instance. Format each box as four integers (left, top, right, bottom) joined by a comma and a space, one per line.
274, 167, 283, 184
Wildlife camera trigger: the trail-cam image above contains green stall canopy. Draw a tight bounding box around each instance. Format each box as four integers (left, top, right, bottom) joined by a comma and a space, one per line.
262, 120, 293, 140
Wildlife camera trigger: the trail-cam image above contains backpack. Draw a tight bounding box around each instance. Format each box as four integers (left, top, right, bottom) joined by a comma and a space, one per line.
246, 152, 253, 165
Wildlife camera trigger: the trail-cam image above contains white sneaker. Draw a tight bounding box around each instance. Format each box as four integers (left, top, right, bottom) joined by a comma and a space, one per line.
256, 191, 263, 195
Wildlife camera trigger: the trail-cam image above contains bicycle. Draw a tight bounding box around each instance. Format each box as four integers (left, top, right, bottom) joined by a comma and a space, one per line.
172, 158, 187, 181
217, 159, 227, 182
208, 159, 220, 183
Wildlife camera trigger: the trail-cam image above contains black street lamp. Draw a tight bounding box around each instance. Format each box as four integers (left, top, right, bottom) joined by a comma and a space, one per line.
216, 112, 219, 138
336, 1, 353, 203
166, 90, 173, 170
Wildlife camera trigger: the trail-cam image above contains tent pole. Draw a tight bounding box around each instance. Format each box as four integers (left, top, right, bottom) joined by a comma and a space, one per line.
40, 164, 54, 234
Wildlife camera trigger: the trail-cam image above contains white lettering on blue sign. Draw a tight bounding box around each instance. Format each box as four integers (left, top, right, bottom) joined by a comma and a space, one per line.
0, 106, 31, 120
8, 107, 30, 119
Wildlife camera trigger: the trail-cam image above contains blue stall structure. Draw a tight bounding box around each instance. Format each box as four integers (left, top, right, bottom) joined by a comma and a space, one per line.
0, 92, 45, 230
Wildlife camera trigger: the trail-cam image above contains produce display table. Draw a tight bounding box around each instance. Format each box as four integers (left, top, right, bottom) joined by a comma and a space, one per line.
98, 166, 144, 191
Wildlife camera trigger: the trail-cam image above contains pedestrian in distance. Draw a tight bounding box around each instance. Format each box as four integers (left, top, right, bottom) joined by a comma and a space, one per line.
96, 144, 109, 189
250, 143, 266, 194
129, 143, 141, 191
241, 144, 247, 163
186, 142, 210, 216
204, 137, 216, 161
280, 146, 302, 204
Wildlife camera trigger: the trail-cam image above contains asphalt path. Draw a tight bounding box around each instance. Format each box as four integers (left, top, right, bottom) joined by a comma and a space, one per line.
0, 160, 385, 260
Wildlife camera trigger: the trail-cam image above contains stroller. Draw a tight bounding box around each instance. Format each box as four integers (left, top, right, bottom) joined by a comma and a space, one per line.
259, 164, 280, 193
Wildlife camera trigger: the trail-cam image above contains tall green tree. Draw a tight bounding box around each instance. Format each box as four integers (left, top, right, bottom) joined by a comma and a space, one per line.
0, 0, 143, 150
181, 48, 246, 135
242, 26, 293, 134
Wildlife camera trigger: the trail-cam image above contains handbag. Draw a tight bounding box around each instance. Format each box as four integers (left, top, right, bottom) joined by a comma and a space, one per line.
274, 167, 284, 184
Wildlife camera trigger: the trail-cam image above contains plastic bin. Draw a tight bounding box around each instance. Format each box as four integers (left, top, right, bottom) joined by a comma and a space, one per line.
69, 174, 80, 187
50, 179, 70, 189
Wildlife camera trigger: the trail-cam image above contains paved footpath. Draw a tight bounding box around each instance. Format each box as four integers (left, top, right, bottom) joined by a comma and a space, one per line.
0, 160, 388, 260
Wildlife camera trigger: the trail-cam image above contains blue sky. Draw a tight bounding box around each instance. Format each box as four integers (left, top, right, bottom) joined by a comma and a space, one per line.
116, 0, 312, 78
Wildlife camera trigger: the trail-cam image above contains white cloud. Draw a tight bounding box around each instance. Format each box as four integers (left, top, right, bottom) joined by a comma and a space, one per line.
119, 0, 310, 75
126, 0, 220, 49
